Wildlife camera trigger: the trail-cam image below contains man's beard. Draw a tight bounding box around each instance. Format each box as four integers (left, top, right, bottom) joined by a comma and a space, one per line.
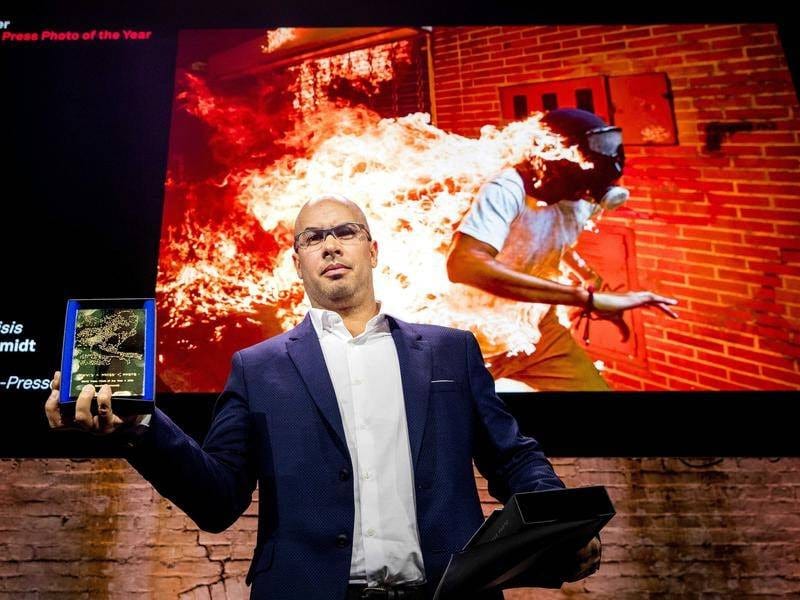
321, 278, 358, 303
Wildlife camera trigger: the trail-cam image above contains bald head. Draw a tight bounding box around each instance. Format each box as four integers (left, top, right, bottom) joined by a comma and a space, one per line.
291, 194, 378, 314
293, 195, 370, 236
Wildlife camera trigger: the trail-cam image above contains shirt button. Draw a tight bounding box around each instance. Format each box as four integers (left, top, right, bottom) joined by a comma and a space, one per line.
336, 534, 349, 548
362, 471, 371, 480
353, 378, 363, 385
339, 468, 350, 481
366, 528, 376, 537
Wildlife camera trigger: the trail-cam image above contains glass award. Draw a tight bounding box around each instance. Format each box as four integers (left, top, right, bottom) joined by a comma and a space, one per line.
59, 298, 156, 415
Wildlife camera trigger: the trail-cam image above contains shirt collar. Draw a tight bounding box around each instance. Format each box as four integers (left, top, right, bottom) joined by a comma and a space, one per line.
308, 302, 392, 339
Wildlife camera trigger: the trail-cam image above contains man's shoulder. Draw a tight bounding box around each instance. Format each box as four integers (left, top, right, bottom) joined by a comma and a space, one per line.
484, 168, 524, 194
392, 317, 473, 344
235, 321, 305, 361
472, 168, 526, 215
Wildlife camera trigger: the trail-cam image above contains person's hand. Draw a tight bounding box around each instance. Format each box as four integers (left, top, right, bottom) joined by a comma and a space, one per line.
592, 290, 679, 319
563, 535, 602, 582
45, 371, 140, 434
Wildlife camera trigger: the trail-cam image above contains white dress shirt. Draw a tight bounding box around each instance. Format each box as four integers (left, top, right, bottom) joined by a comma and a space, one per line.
309, 305, 425, 586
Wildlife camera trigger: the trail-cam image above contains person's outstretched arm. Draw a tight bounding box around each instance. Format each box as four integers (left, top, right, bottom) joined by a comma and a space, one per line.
45, 352, 258, 533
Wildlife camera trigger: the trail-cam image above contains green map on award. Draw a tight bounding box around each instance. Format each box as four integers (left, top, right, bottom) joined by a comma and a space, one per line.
69, 308, 147, 397
60, 298, 156, 412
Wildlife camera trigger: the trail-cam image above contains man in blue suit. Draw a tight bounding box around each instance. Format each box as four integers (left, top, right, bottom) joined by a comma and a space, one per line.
46, 195, 600, 599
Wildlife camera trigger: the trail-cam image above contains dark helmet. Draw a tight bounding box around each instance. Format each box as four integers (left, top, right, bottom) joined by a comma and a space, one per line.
525, 108, 625, 204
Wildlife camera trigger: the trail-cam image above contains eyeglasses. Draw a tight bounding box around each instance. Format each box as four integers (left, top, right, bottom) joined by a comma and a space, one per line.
294, 222, 372, 250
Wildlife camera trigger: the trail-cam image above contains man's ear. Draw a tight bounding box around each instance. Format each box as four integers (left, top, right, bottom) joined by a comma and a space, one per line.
370, 240, 378, 268
292, 252, 303, 279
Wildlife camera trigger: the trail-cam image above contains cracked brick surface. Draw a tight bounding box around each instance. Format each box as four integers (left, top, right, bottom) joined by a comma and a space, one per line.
2, 457, 799, 598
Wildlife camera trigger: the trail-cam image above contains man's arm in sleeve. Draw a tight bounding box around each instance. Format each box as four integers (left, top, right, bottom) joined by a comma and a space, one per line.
448, 179, 677, 315
125, 351, 257, 533
448, 176, 590, 307
465, 331, 565, 502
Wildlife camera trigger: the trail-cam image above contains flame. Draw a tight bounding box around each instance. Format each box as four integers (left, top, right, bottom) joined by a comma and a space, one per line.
287, 40, 412, 113
158, 43, 598, 390
175, 72, 299, 167
173, 40, 414, 166
158, 104, 592, 349
261, 28, 297, 53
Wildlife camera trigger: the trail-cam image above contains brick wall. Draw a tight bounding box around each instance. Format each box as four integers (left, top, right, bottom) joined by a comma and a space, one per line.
432, 24, 800, 390
2, 457, 799, 598
0, 459, 253, 599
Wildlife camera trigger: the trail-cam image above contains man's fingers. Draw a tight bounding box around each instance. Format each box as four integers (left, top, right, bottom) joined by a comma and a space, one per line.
581, 560, 601, 577
566, 554, 601, 582
564, 562, 599, 582
572, 536, 601, 579
653, 302, 680, 319
74, 384, 96, 429
96, 384, 114, 431
560, 537, 602, 582
45, 375, 129, 434
577, 536, 602, 560
577, 553, 600, 570
648, 292, 678, 306
44, 371, 63, 428
633, 292, 679, 318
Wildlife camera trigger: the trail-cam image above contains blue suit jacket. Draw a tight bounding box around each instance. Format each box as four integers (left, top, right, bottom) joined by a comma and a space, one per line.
128, 315, 564, 599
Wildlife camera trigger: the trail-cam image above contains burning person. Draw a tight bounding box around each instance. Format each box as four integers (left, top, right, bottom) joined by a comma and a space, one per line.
446, 108, 678, 391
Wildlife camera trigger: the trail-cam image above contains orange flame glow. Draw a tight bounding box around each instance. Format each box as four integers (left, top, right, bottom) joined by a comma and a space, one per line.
157, 103, 596, 360
288, 40, 412, 113
260, 28, 297, 53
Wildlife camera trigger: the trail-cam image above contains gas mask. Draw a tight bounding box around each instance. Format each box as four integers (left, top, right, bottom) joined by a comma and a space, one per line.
525, 109, 627, 207
598, 185, 629, 210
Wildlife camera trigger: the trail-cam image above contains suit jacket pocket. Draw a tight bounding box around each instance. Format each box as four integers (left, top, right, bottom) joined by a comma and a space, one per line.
245, 541, 275, 586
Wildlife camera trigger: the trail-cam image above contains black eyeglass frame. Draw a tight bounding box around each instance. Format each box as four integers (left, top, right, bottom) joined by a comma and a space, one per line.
293, 222, 372, 250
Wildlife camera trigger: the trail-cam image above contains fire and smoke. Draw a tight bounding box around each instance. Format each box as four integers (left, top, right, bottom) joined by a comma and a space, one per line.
157, 34, 595, 391
261, 28, 297, 53
289, 40, 413, 113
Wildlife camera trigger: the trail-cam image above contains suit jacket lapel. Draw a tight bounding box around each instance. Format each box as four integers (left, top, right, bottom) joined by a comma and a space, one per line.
389, 317, 431, 470
286, 315, 349, 456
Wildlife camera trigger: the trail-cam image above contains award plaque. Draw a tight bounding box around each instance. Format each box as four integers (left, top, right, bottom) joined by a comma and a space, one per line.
59, 298, 156, 415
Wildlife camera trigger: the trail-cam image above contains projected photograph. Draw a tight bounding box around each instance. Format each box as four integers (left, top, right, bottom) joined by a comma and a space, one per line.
156, 26, 800, 393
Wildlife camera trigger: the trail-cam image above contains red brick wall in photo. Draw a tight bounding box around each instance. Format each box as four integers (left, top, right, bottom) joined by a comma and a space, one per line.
431, 24, 800, 391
